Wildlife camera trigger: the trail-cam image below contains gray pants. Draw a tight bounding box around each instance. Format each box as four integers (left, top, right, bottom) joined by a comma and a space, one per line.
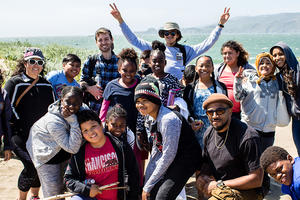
36, 161, 68, 198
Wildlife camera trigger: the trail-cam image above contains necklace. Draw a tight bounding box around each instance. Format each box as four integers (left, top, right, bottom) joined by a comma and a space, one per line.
215, 128, 229, 149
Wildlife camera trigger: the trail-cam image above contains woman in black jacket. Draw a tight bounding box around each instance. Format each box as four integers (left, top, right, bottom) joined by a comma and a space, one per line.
4, 47, 55, 200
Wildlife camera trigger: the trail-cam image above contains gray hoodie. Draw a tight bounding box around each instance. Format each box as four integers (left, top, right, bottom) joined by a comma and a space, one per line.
234, 69, 279, 132
26, 101, 82, 168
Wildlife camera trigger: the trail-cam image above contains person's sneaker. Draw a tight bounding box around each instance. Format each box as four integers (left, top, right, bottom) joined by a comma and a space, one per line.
30, 196, 40, 200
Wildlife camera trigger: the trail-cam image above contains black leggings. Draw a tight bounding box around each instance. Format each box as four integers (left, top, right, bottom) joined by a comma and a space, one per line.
11, 135, 40, 192
149, 157, 198, 200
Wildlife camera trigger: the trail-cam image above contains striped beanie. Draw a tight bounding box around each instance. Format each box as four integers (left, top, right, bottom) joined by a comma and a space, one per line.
134, 82, 161, 105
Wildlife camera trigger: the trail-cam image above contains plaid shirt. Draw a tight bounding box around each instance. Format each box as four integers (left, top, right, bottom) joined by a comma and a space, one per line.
80, 52, 120, 89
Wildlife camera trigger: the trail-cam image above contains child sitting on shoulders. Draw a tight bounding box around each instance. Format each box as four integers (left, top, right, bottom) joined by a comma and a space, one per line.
64, 109, 140, 200
105, 104, 135, 149
260, 146, 300, 200
46, 54, 81, 99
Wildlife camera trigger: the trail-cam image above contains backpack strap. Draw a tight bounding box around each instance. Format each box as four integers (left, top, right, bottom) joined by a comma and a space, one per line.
173, 43, 187, 66
15, 77, 39, 107
87, 54, 99, 82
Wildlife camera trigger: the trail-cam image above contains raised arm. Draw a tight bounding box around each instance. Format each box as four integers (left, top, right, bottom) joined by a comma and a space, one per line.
234, 67, 248, 101
186, 8, 231, 63
47, 114, 82, 154
110, 3, 124, 24
109, 3, 151, 51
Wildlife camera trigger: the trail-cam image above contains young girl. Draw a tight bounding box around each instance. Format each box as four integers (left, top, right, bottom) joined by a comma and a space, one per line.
0, 69, 12, 161
270, 42, 300, 156
234, 52, 278, 149
134, 82, 202, 200
105, 104, 135, 149
183, 56, 227, 147
143, 40, 187, 115
99, 48, 145, 187
234, 52, 279, 195
26, 86, 84, 198
4, 47, 55, 200
64, 109, 140, 200
99, 48, 139, 134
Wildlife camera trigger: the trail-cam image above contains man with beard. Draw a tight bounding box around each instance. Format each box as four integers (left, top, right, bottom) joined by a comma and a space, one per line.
196, 93, 264, 200
80, 27, 120, 114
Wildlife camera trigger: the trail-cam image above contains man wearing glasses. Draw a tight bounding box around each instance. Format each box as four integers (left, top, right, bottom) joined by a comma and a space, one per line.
196, 93, 264, 200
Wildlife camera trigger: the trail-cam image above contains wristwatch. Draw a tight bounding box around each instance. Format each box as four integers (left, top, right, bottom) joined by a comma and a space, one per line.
217, 180, 225, 188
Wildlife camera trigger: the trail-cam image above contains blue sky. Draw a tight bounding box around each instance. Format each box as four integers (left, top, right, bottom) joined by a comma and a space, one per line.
1, 0, 300, 37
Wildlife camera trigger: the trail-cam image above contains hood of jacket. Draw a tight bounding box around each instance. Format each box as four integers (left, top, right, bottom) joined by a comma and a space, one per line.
48, 100, 63, 118
270, 42, 299, 71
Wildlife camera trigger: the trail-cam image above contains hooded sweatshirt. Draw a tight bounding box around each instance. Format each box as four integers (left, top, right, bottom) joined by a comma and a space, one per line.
26, 101, 82, 168
270, 42, 300, 119
234, 69, 279, 132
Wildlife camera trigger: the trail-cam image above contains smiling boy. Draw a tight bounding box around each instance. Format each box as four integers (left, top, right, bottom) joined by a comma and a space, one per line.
64, 109, 139, 200
260, 146, 300, 200
46, 54, 81, 99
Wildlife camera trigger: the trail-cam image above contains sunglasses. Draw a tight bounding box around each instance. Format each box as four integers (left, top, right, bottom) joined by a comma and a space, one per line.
28, 59, 45, 66
206, 107, 229, 117
164, 31, 176, 37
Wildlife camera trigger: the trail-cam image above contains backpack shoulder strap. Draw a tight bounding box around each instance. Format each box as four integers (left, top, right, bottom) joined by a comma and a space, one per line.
87, 54, 99, 78
174, 43, 187, 66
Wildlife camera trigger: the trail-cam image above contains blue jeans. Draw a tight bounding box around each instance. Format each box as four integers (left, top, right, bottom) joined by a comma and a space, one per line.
292, 117, 300, 156
70, 194, 97, 200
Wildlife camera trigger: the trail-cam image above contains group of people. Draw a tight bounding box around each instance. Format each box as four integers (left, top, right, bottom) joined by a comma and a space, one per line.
0, 3, 300, 200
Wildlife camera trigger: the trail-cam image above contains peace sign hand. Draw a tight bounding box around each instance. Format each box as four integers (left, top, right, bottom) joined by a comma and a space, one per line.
235, 66, 244, 79
109, 3, 124, 24
218, 7, 230, 25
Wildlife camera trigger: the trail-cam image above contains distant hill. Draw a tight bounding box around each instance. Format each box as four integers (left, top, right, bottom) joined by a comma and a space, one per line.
137, 12, 300, 34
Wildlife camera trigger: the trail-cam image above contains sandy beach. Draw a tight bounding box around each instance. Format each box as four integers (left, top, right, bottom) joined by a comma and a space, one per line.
0, 123, 297, 200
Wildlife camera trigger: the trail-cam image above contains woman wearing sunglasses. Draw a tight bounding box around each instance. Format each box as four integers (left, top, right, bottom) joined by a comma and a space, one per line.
4, 47, 55, 200
110, 3, 230, 80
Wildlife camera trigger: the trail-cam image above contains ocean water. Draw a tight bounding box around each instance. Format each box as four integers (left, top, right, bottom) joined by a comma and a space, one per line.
0, 33, 299, 65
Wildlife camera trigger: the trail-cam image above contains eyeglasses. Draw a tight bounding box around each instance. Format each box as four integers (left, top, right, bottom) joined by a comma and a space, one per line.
28, 59, 45, 66
206, 107, 229, 117
164, 31, 176, 37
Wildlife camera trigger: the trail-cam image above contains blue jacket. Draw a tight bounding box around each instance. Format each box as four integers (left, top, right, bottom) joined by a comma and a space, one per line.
282, 157, 300, 200
270, 42, 300, 119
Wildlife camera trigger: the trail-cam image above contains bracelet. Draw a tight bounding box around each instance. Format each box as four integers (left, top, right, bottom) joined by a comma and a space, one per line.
218, 23, 224, 28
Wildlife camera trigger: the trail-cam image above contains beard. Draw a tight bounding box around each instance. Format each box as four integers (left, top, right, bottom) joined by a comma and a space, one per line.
213, 118, 230, 131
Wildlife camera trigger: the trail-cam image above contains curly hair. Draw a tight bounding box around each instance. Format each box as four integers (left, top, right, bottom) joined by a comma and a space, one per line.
221, 40, 249, 67
260, 146, 290, 172
12, 57, 46, 77
150, 40, 166, 59
106, 104, 127, 121
118, 48, 138, 70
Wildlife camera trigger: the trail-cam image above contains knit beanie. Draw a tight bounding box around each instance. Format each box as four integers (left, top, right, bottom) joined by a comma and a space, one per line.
255, 52, 276, 84
134, 82, 161, 105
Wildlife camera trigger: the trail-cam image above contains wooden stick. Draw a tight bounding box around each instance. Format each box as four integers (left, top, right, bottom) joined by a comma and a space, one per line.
43, 193, 76, 200
101, 186, 128, 191
98, 182, 119, 190
42, 182, 121, 200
